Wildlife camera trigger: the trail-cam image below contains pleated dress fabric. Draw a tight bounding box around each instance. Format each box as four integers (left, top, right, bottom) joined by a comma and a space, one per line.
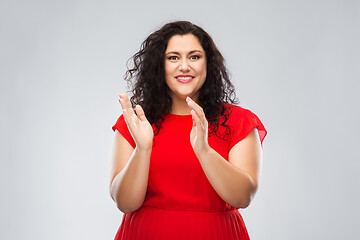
111, 103, 267, 240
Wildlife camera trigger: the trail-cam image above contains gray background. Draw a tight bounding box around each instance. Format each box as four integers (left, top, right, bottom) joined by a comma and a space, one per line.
1, 0, 359, 239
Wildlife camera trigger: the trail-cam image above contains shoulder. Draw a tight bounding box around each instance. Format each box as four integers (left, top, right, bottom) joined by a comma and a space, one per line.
112, 114, 136, 148
222, 102, 267, 147
112, 114, 126, 131
223, 103, 256, 123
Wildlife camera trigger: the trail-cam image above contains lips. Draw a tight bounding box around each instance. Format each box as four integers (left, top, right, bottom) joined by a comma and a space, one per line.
176, 75, 194, 83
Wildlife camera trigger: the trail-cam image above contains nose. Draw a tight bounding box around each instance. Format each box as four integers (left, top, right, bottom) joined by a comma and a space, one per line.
179, 59, 190, 72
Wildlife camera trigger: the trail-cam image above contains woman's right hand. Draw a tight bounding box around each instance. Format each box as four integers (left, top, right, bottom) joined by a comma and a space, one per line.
118, 93, 154, 150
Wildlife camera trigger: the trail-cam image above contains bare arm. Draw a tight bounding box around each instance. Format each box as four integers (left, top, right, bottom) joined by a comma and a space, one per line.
109, 94, 154, 213
196, 128, 262, 208
187, 97, 262, 208
109, 132, 152, 213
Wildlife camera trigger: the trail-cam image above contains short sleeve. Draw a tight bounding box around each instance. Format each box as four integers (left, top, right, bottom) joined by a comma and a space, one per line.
228, 107, 267, 150
112, 115, 136, 148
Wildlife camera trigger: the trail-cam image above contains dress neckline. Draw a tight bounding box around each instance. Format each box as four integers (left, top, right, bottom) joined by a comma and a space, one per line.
167, 113, 192, 116
166, 113, 193, 119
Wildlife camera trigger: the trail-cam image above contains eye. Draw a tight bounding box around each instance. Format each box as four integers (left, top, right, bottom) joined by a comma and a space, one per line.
167, 56, 179, 61
190, 55, 200, 60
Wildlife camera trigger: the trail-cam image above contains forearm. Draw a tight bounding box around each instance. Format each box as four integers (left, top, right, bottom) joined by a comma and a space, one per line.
196, 147, 258, 208
110, 147, 152, 213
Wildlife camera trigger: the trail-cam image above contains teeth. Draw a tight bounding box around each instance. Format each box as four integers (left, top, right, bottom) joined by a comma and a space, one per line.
176, 77, 193, 80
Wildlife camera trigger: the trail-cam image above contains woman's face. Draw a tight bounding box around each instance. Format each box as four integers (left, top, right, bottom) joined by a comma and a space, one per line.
164, 34, 207, 102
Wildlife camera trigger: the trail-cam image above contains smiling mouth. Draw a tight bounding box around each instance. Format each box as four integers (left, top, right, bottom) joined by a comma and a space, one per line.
176, 75, 194, 83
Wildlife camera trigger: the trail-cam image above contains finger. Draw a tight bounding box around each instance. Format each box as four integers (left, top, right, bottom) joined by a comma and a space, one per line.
119, 94, 136, 119
118, 100, 133, 128
118, 94, 126, 109
135, 105, 148, 122
191, 109, 205, 131
119, 98, 132, 125
191, 109, 197, 127
186, 97, 207, 124
186, 97, 203, 116
119, 94, 133, 111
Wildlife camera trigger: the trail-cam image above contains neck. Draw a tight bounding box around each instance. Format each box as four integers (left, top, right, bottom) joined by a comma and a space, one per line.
170, 95, 198, 115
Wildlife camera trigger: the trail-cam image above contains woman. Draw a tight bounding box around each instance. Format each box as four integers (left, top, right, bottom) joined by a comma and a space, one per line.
110, 21, 267, 239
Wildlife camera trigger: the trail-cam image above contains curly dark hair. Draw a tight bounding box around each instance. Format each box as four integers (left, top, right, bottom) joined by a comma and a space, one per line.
125, 20, 239, 138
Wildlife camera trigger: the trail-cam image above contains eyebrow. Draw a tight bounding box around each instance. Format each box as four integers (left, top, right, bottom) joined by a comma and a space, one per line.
165, 50, 203, 55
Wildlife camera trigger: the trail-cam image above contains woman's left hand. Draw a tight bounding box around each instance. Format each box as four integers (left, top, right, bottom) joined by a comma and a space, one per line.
186, 97, 210, 156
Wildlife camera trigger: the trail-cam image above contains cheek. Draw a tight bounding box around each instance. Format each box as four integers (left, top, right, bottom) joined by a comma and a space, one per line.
200, 63, 207, 78
164, 63, 170, 76
164, 66, 173, 85
199, 60, 206, 72
165, 63, 176, 76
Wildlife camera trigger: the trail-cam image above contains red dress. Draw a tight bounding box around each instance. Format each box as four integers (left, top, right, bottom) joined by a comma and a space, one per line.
111, 103, 267, 240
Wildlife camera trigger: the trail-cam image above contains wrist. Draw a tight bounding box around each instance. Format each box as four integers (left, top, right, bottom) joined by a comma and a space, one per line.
194, 145, 212, 160
135, 145, 152, 155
